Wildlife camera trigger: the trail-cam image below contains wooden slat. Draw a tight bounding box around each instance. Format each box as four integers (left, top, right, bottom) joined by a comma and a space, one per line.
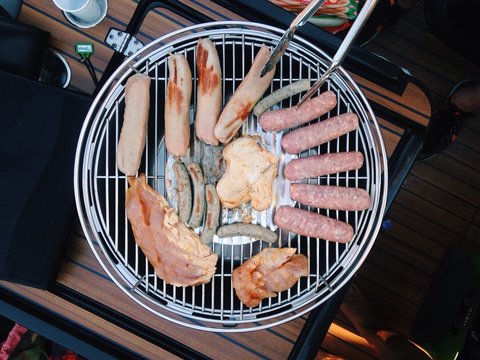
364, 241, 433, 290
351, 74, 431, 127
444, 141, 480, 173
464, 225, 480, 248
347, 276, 420, 334
474, 211, 480, 228
381, 220, 447, 261
426, 153, 480, 192
401, 174, 478, 220
357, 264, 425, 310
411, 161, 480, 207
377, 117, 403, 157
394, 189, 471, 237
0, 281, 181, 360
384, 18, 480, 80
321, 331, 378, 360
373, 232, 439, 276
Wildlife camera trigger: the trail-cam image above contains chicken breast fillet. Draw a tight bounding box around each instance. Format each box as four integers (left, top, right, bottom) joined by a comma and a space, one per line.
216, 136, 279, 211
232, 248, 308, 307
126, 174, 217, 287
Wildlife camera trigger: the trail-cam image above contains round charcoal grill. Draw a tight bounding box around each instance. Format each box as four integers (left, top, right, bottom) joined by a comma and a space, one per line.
74, 21, 388, 332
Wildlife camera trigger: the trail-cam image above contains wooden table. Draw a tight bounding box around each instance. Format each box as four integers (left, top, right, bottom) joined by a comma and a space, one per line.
0, 0, 431, 359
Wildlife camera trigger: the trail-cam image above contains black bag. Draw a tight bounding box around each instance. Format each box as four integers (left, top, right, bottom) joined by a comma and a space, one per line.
0, 71, 92, 289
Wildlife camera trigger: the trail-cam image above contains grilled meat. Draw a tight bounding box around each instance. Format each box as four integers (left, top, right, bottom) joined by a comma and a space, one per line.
126, 174, 217, 286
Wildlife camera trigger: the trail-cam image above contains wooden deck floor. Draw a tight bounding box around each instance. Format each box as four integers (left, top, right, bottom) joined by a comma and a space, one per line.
321, 4, 480, 359
15, 1, 480, 358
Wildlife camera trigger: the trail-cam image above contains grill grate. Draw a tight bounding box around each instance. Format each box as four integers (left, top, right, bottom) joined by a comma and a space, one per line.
74, 21, 388, 332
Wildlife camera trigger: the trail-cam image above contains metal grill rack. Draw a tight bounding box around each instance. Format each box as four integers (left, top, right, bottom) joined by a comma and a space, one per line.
74, 21, 388, 332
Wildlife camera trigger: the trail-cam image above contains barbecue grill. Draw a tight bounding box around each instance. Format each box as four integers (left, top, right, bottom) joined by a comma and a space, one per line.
74, 19, 388, 332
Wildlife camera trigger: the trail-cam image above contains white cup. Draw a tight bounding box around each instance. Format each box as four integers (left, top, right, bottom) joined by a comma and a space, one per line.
53, 0, 102, 24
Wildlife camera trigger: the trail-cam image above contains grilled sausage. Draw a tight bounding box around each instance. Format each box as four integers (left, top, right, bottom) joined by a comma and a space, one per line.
252, 79, 311, 116
187, 162, 206, 228
284, 152, 364, 181
274, 206, 353, 243
258, 91, 337, 132
165, 54, 192, 156
201, 184, 221, 244
290, 184, 371, 211
217, 223, 278, 243
281, 113, 359, 154
173, 160, 192, 223
195, 38, 222, 145
117, 73, 151, 176
214, 45, 276, 144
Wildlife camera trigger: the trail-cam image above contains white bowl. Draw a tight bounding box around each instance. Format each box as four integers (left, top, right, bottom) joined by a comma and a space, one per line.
64, 0, 108, 29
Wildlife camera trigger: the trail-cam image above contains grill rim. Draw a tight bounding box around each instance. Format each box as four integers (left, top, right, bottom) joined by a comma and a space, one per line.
74, 21, 388, 332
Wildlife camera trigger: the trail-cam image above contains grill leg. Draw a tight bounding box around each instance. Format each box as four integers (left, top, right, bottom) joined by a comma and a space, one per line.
288, 283, 349, 360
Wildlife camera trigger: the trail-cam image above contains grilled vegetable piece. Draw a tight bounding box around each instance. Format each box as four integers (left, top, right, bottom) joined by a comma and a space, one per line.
187, 162, 205, 228
173, 160, 192, 223
200, 184, 221, 244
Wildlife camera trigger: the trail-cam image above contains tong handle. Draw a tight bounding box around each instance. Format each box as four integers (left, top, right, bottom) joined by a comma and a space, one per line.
260, 0, 327, 77
331, 0, 379, 70
291, 0, 327, 29
299, 0, 379, 105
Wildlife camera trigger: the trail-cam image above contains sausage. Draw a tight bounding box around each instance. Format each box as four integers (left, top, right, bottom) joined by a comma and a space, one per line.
201, 184, 221, 244
258, 91, 337, 132
284, 152, 364, 181
274, 206, 353, 243
281, 113, 359, 154
173, 160, 192, 223
290, 184, 371, 211
252, 79, 311, 116
202, 143, 225, 184
216, 223, 278, 243
214, 45, 276, 144
117, 73, 151, 176
165, 53, 192, 156
187, 162, 206, 228
195, 38, 222, 145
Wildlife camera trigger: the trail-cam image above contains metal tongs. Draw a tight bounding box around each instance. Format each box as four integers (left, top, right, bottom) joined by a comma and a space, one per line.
298, 0, 379, 106
260, 0, 327, 77
260, 0, 379, 106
